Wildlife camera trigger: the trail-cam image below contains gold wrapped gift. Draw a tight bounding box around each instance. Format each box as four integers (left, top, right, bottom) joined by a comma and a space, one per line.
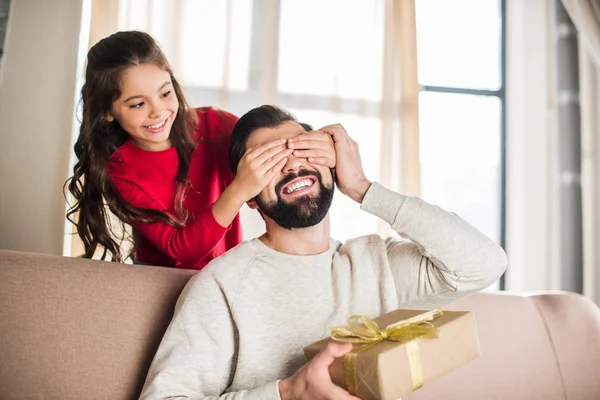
303, 309, 480, 400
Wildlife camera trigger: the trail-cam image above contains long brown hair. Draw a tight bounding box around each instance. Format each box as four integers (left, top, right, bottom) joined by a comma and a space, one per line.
65, 31, 197, 262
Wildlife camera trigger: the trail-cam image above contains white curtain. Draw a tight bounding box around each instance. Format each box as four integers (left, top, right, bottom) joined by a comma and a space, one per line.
562, 0, 600, 65
505, 0, 562, 294
562, 0, 600, 304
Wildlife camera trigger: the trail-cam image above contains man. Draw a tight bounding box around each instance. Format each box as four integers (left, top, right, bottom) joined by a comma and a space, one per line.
140, 105, 507, 400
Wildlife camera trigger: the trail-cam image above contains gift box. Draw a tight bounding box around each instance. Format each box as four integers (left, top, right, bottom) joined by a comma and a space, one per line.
303, 309, 480, 400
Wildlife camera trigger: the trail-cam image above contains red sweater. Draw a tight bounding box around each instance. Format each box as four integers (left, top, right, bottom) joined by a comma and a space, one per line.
107, 107, 242, 269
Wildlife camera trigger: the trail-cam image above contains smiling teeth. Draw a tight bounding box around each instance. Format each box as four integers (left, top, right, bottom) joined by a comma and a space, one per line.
284, 179, 313, 194
146, 119, 166, 129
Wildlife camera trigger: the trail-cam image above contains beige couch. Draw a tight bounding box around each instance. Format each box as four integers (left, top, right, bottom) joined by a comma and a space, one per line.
1, 249, 599, 400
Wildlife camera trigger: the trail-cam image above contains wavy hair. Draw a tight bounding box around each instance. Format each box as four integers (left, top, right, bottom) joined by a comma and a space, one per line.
65, 31, 196, 262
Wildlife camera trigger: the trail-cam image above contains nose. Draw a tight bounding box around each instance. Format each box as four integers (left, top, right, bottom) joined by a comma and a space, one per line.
283, 154, 306, 173
148, 100, 164, 119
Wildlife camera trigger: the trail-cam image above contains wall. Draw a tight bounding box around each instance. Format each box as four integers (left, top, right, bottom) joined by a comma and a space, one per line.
0, 0, 86, 255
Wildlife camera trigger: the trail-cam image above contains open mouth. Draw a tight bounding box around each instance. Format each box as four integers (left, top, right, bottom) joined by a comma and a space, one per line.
281, 177, 317, 196
143, 117, 169, 132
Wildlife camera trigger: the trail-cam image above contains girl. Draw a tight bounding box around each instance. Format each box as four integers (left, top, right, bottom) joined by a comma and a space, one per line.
65, 31, 335, 269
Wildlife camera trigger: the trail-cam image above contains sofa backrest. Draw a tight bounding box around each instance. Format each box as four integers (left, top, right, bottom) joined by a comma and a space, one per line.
1, 249, 600, 399
0, 250, 196, 400
405, 290, 600, 400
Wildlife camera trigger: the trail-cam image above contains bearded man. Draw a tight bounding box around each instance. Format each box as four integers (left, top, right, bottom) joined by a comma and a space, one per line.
140, 105, 507, 400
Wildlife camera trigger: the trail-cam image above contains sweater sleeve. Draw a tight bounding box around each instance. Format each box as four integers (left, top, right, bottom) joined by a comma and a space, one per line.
111, 176, 230, 266
139, 269, 282, 400
360, 182, 507, 309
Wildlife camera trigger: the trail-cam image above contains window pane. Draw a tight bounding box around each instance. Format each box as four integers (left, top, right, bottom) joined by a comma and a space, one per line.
278, 0, 384, 100
419, 92, 502, 245
179, 0, 252, 90
118, 0, 252, 91
416, 0, 501, 90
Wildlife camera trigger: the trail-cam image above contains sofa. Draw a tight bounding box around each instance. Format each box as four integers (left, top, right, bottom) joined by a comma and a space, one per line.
1, 249, 599, 400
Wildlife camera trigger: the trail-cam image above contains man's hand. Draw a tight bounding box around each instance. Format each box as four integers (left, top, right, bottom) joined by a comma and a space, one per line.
286, 130, 336, 168
278, 342, 360, 400
319, 124, 371, 203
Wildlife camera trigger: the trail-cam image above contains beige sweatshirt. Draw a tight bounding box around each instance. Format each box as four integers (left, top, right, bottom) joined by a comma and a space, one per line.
140, 182, 507, 400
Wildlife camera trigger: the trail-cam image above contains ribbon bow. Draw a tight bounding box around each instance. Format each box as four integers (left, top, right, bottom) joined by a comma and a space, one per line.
328, 309, 444, 395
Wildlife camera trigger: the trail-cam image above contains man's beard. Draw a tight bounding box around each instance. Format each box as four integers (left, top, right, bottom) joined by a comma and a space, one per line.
255, 169, 334, 230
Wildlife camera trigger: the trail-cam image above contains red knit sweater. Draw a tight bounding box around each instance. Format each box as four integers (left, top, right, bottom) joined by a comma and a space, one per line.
107, 107, 242, 269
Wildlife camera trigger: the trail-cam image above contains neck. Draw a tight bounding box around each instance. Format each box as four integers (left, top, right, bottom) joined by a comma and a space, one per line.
259, 216, 331, 255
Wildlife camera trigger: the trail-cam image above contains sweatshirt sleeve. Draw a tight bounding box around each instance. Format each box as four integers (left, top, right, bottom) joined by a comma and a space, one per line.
111, 176, 230, 267
139, 270, 282, 400
360, 182, 507, 309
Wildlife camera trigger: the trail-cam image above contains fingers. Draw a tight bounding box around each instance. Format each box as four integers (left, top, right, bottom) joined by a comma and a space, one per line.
318, 123, 345, 134
262, 151, 289, 175
312, 342, 353, 370
287, 132, 332, 150
291, 149, 331, 160
254, 145, 293, 166
291, 148, 335, 168
241, 140, 291, 175
244, 138, 287, 160
319, 124, 353, 144
267, 157, 288, 175
288, 139, 330, 150
288, 131, 336, 168
306, 157, 336, 168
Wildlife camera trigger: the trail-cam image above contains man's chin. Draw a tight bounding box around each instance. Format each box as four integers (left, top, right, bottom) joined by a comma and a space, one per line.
279, 194, 313, 206
256, 181, 334, 230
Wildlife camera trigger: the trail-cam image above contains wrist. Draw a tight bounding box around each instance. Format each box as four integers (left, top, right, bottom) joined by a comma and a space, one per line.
223, 180, 249, 208
347, 178, 372, 204
211, 181, 247, 228
278, 378, 295, 400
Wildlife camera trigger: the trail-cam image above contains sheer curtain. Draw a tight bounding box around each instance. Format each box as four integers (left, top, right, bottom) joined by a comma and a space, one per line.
82, 0, 419, 244
562, 0, 600, 304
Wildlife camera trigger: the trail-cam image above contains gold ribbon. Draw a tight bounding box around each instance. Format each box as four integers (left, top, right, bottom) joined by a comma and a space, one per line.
328, 309, 443, 395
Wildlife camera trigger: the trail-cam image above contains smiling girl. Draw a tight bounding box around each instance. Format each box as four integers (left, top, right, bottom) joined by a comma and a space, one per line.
65, 31, 335, 269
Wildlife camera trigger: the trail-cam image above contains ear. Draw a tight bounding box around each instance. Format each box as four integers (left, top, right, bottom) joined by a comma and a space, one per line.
106, 113, 115, 122
246, 198, 258, 210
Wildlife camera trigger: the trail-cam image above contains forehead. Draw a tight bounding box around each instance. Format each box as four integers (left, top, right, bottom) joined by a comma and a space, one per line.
119, 63, 170, 94
246, 120, 306, 148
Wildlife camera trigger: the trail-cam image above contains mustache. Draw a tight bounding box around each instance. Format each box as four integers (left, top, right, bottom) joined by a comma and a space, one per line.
275, 169, 320, 195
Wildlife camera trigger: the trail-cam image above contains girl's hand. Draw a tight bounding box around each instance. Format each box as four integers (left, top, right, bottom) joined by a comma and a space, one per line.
286, 130, 336, 168
231, 138, 293, 202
